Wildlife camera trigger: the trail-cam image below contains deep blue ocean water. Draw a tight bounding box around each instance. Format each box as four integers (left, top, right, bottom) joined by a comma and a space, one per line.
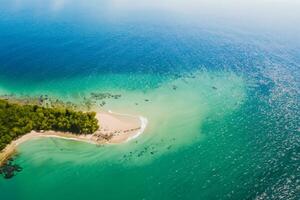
0, 1, 299, 199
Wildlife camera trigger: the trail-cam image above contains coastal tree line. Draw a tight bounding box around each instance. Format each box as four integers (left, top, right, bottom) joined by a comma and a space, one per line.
0, 99, 99, 150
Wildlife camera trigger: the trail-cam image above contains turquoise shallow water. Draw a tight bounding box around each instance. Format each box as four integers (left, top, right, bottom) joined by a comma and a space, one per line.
0, 0, 300, 199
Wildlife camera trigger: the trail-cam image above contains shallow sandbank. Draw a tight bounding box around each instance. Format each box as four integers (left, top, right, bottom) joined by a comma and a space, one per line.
0, 111, 147, 166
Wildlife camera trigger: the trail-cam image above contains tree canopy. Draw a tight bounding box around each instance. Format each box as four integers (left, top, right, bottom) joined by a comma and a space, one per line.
0, 99, 99, 150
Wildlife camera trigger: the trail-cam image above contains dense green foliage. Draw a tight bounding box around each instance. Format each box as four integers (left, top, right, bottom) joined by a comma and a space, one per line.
0, 99, 99, 150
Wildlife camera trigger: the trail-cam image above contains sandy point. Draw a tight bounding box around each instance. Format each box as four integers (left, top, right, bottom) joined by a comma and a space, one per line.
0, 110, 148, 165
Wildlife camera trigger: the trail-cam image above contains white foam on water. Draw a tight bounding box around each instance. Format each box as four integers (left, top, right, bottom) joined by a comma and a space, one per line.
108, 110, 148, 142
126, 116, 148, 142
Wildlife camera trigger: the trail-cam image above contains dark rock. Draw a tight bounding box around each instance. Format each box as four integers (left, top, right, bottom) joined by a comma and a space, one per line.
0, 161, 22, 179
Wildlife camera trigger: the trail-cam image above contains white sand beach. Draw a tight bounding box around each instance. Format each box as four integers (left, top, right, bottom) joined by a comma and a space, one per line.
0, 111, 147, 165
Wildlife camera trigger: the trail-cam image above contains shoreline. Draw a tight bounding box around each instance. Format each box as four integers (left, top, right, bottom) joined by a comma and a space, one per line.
0, 110, 148, 166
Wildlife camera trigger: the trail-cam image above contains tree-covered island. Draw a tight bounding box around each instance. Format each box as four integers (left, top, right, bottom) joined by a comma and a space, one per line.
0, 99, 99, 151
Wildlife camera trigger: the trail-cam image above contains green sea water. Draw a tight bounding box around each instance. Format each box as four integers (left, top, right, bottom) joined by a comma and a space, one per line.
1, 71, 250, 199
0, 0, 299, 199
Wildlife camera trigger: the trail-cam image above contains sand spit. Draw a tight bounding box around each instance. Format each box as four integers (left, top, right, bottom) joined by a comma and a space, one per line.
0, 111, 148, 165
